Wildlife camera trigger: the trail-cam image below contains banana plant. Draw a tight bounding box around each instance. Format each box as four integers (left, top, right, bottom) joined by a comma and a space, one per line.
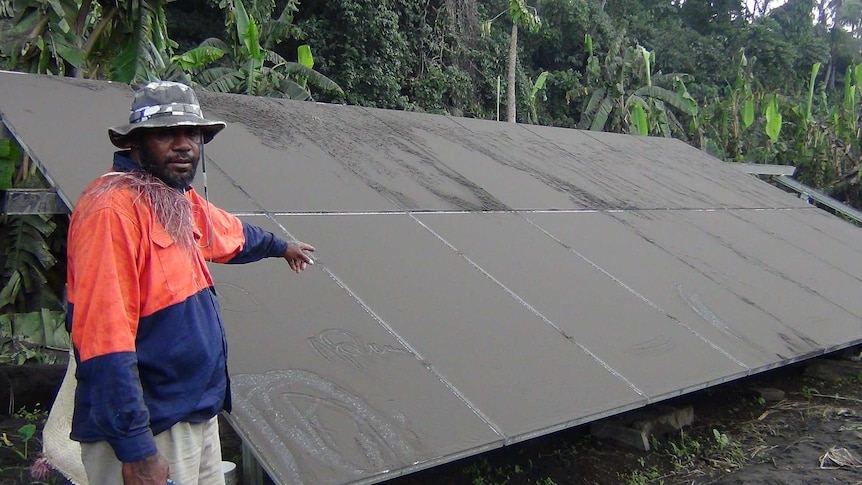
764, 94, 782, 142
690, 49, 762, 161
526, 70, 548, 125
4, 0, 172, 82
4, 0, 88, 76
107, 0, 173, 82
574, 36, 697, 137
754, 61, 859, 191
172, 0, 341, 99
832, 64, 862, 144
0, 132, 68, 365
820, 63, 862, 198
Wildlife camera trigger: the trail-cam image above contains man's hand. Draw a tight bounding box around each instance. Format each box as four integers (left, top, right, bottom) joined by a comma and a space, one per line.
121, 452, 169, 484
283, 241, 315, 273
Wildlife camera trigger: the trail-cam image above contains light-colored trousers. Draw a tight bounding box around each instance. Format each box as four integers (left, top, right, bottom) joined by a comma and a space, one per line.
81, 417, 225, 485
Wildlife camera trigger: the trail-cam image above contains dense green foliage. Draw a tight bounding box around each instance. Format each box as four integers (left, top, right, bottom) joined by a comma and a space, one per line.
169, 0, 343, 99
0, 138, 68, 364
0, 0, 861, 202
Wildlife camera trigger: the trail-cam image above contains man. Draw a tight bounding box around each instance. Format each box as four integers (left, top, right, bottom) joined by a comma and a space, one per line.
65, 81, 314, 485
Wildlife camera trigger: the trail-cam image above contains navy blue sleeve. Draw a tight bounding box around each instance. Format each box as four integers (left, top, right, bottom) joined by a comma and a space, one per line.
227, 222, 290, 264
71, 350, 157, 462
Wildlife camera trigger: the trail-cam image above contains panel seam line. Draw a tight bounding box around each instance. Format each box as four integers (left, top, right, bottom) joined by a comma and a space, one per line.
408, 213, 648, 399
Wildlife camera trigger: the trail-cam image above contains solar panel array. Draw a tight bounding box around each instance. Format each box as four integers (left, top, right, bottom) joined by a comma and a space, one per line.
2, 72, 862, 485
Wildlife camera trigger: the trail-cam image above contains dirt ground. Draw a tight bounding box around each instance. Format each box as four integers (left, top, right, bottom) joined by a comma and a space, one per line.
378, 353, 862, 485
4, 352, 862, 484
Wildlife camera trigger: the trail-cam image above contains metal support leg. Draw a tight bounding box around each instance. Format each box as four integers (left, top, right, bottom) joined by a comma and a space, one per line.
241, 442, 268, 485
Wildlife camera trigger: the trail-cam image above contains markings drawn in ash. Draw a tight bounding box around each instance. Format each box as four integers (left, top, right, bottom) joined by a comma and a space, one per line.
674, 282, 773, 357
214, 282, 262, 314
231, 370, 419, 485
308, 329, 413, 369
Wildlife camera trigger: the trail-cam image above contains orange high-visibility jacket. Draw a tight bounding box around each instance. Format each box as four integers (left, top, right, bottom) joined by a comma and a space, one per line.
66, 153, 289, 462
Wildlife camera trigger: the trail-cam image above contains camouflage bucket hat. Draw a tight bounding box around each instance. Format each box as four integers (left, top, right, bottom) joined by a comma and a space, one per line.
108, 81, 226, 148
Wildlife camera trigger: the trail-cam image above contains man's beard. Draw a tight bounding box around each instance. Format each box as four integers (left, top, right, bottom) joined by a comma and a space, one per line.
139, 144, 199, 189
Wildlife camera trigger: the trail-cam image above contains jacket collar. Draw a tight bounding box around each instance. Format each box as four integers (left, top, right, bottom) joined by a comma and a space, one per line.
111, 151, 141, 173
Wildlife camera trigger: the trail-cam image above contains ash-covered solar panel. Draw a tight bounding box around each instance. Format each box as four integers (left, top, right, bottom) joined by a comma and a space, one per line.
271, 101, 514, 212
273, 214, 645, 435
413, 212, 748, 394
521, 123, 812, 210
525, 211, 823, 368
212, 217, 505, 485
200, 93, 399, 213
3, 72, 862, 485
0, 73, 259, 213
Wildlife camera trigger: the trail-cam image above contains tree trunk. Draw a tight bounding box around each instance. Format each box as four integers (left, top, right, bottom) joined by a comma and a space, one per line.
507, 23, 518, 123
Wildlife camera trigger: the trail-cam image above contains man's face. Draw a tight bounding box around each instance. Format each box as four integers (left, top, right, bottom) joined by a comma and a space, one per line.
136, 127, 203, 189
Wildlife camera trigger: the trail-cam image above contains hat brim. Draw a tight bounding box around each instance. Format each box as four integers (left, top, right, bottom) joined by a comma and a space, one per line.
108, 115, 226, 148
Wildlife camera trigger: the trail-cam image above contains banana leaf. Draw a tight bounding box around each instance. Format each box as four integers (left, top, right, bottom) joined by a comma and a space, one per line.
201, 69, 244, 93
742, 100, 754, 129
630, 103, 648, 136
52, 30, 86, 69
633, 85, 697, 116
804, 63, 820, 122
264, 49, 289, 66
578, 89, 605, 130
110, 1, 168, 82
653, 101, 672, 137
0, 271, 22, 309
0, 139, 18, 190
844, 67, 855, 111
171, 45, 225, 72
531, 71, 548, 97
233, 0, 261, 61
278, 79, 312, 101
0, 309, 69, 349
765, 97, 782, 142
590, 97, 614, 132
279, 63, 344, 95
297, 45, 313, 69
